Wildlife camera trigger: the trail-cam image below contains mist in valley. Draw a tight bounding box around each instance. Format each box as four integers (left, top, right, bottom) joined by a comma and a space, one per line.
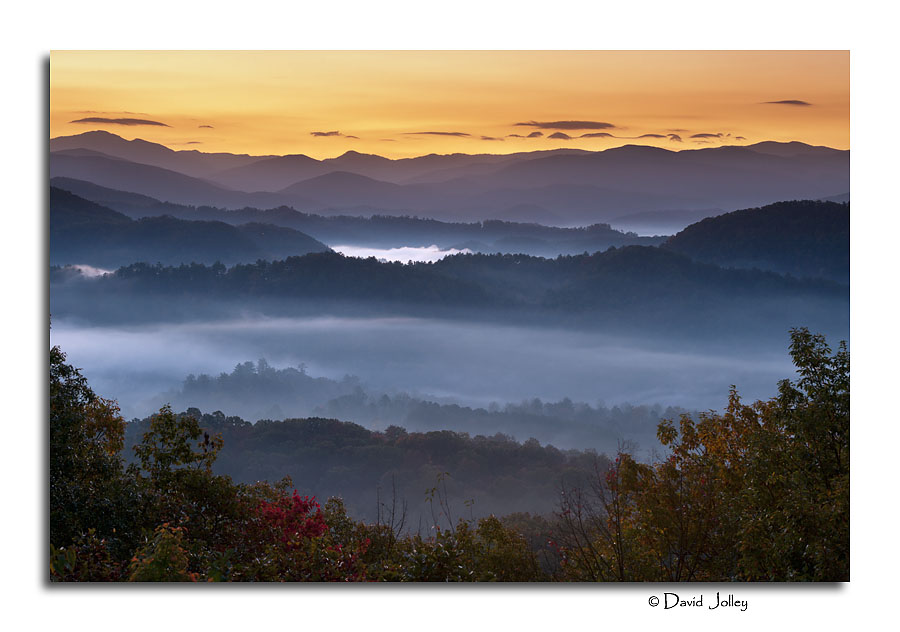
330, 244, 472, 262
50, 314, 799, 452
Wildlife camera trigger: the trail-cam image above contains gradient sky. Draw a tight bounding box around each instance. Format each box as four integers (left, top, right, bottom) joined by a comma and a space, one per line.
50, 51, 849, 159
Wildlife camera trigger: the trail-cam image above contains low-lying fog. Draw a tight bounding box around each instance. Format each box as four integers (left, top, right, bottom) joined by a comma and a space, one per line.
330, 245, 472, 262
51, 315, 795, 424
69, 264, 114, 278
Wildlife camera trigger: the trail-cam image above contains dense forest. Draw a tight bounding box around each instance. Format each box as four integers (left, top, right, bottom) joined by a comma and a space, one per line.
50, 327, 849, 581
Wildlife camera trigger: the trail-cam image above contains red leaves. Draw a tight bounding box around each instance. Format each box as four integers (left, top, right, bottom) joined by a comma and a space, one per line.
257, 491, 328, 549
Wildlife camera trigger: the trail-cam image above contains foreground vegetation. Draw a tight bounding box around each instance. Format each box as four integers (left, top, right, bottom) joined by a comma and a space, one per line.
124, 410, 603, 527
49, 328, 848, 581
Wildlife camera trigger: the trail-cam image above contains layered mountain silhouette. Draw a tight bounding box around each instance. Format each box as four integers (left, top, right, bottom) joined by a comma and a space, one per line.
207, 148, 593, 189
50, 176, 663, 257
50, 131, 850, 227
49, 152, 299, 209
49, 130, 270, 177
50, 186, 330, 268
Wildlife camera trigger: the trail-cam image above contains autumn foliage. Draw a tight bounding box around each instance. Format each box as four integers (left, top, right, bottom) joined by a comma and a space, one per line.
49, 327, 848, 582
555, 328, 849, 581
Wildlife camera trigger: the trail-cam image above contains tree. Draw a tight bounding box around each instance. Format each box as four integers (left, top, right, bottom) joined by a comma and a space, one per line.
49, 344, 140, 554
556, 328, 850, 581
734, 328, 850, 580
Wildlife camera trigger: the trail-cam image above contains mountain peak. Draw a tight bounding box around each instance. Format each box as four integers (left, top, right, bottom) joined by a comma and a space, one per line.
270, 153, 318, 162
50, 129, 176, 156
607, 144, 674, 155
745, 140, 843, 158
330, 150, 392, 164
70, 129, 118, 138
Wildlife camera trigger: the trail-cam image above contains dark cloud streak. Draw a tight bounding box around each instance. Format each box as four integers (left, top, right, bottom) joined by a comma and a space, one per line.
309, 131, 360, 139
515, 120, 616, 130
576, 132, 683, 141
404, 131, 471, 137
763, 100, 812, 106
70, 117, 170, 127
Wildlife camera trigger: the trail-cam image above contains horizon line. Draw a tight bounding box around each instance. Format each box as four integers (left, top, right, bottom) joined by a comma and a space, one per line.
49, 129, 847, 162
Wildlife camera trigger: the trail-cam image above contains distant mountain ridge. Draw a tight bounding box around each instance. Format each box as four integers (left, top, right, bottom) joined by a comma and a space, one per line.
50, 131, 849, 226
49, 152, 300, 209
50, 176, 664, 256
49, 130, 271, 177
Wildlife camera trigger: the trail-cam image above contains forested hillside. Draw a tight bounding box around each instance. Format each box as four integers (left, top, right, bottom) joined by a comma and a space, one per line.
124, 410, 601, 527
51, 247, 849, 341
664, 200, 850, 283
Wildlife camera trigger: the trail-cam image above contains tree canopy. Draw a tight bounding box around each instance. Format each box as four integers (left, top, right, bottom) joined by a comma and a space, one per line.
555, 328, 849, 581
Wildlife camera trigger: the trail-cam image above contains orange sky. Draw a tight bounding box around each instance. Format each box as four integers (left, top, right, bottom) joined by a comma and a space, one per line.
49, 51, 849, 159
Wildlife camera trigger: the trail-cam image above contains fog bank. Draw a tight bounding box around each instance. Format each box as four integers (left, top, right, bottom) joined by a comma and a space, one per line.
51, 315, 796, 427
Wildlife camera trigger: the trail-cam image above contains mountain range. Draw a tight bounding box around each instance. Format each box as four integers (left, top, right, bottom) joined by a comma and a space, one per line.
50, 177, 665, 257
50, 131, 850, 227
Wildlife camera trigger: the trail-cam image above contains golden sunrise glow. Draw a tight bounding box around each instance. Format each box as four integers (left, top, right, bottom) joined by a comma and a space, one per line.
50, 51, 849, 159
